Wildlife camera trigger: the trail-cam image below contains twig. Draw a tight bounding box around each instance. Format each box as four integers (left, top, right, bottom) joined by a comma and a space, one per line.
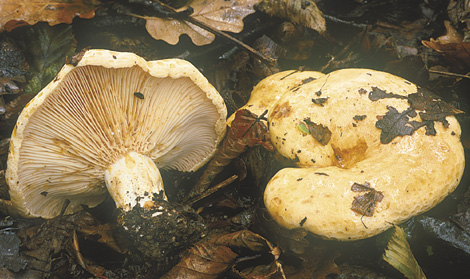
428, 69, 470, 80
186, 174, 239, 206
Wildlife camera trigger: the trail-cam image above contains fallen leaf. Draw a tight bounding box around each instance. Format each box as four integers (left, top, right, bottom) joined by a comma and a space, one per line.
11, 23, 76, 95
350, 182, 384, 217
303, 118, 332, 146
0, 0, 100, 32
383, 225, 427, 279
188, 109, 274, 200
144, 0, 262, 46
408, 89, 464, 127
258, 0, 326, 35
0, 230, 28, 272
161, 230, 284, 279
368, 86, 406, 102
375, 106, 416, 144
422, 21, 470, 70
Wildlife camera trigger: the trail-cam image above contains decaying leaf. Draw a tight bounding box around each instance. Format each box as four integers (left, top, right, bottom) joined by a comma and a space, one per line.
422, 21, 470, 70
258, 0, 326, 35
0, 40, 27, 95
351, 182, 384, 217
375, 106, 417, 144
383, 225, 427, 279
0, 230, 28, 272
161, 230, 284, 279
144, 0, 262, 46
303, 118, 332, 146
12, 23, 76, 95
375, 88, 464, 144
0, 0, 99, 32
188, 109, 274, 200
408, 90, 464, 126
368, 86, 406, 101
161, 242, 237, 279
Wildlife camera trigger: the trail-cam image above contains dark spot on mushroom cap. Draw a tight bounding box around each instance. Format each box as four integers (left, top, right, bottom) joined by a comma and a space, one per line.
353, 115, 367, 121
299, 217, 307, 226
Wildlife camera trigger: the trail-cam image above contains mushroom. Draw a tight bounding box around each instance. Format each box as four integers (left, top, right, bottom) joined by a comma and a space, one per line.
6, 49, 227, 218
189, 70, 325, 197
264, 68, 465, 240
227, 70, 325, 125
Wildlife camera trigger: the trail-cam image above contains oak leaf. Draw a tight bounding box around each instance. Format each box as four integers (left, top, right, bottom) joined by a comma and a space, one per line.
144, 0, 262, 46
257, 0, 326, 35
0, 0, 100, 32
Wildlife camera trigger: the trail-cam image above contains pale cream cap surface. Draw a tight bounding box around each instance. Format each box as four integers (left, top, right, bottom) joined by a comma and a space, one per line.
264, 68, 465, 240
227, 70, 325, 125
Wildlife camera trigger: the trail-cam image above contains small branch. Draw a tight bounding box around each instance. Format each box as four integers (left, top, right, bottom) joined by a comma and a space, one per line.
186, 174, 239, 206
428, 69, 470, 80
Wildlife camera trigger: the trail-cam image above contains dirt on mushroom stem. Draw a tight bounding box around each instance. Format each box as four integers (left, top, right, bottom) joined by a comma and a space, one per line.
113, 197, 207, 273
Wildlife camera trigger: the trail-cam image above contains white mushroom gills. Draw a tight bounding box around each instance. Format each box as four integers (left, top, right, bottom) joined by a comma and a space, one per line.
6, 49, 227, 218
105, 151, 165, 211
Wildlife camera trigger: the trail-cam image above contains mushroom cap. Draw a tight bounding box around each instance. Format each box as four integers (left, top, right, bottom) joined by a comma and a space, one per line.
6, 49, 227, 218
264, 68, 465, 240
226, 70, 325, 125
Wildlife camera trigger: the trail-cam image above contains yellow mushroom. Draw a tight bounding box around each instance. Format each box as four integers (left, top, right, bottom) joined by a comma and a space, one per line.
227, 70, 325, 125
264, 68, 465, 240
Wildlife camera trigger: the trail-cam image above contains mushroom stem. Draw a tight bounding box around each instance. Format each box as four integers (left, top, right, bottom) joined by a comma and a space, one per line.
105, 151, 166, 211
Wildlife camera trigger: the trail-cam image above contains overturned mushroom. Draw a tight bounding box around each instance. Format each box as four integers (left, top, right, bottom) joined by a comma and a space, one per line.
6, 49, 227, 218
264, 68, 465, 240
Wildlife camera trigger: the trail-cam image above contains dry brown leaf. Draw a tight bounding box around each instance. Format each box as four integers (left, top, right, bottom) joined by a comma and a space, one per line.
422, 40, 470, 70
258, 0, 326, 35
0, 0, 100, 32
161, 230, 285, 279
144, 0, 262, 46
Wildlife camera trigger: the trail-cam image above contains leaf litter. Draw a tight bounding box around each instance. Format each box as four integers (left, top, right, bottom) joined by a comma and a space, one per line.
1, 0, 470, 278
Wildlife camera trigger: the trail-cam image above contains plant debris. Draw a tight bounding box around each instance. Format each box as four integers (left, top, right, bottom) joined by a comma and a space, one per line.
257, 0, 326, 36
351, 182, 384, 217
375, 88, 463, 144
0, 0, 99, 32
368, 86, 407, 101
303, 117, 332, 146
0, 0, 469, 278
161, 230, 284, 279
138, 0, 262, 46
383, 225, 427, 279
188, 109, 274, 200
11, 23, 76, 95
0, 230, 28, 272
375, 106, 417, 144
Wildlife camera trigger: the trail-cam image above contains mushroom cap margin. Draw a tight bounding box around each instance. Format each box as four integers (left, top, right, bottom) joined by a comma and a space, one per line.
6, 49, 227, 218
